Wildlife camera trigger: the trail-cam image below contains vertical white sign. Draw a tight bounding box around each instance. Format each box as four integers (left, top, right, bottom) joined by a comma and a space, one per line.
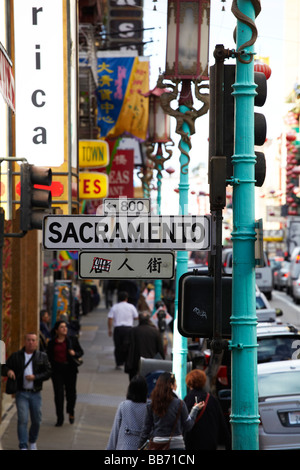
14, 0, 65, 166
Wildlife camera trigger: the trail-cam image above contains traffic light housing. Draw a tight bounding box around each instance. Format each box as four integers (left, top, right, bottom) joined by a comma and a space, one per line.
178, 273, 232, 339
209, 63, 267, 203
20, 163, 52, 231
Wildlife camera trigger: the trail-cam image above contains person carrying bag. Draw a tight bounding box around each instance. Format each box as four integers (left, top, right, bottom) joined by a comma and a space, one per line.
5, 355, 35, 395
138, 372, 204, 451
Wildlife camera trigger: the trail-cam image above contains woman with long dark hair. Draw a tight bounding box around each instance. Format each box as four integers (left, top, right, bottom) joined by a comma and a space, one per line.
139, 372, 204, 450
47, 321, 84, 427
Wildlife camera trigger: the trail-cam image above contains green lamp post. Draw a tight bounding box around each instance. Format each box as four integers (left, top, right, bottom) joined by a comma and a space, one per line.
157, 0, 210, 398
145, 86, 174, 307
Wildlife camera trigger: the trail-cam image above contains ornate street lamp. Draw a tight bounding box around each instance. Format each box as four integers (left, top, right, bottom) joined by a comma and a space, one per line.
157, 0, 210, 398
144, 86, 174, 307
145, 86, 174, 214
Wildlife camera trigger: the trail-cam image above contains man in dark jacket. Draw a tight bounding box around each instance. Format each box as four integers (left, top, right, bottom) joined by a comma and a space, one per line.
3, 333, 51, 450
125, 312, 165, 380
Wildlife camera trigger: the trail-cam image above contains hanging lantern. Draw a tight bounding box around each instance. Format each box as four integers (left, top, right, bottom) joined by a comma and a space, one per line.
254, 61, 272, 80
293, 166, 300, 175
286, 131, 297, 142
166, 166, 175, 175
165, 0, 210, 80
144, 87, 172, 144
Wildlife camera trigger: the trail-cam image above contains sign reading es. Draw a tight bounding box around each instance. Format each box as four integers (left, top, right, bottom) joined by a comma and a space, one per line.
79, 140, 109, 168
79, 173, 109, 199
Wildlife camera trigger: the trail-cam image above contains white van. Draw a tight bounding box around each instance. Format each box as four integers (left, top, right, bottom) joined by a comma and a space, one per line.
287, 247, 300, 297
222, 248, 273, 300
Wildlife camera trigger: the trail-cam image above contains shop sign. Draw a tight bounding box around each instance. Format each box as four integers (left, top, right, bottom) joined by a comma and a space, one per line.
79, 140, 109, 168
79, 172, 109, 199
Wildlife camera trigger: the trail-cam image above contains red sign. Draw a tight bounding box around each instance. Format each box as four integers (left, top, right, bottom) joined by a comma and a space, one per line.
0, 44, 15, 112
100, 143, 134, 198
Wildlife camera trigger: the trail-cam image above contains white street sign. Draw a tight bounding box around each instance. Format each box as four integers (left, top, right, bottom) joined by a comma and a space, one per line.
79, 251, 175, 279
103, 198, 150, 215
43, 214, 211, 251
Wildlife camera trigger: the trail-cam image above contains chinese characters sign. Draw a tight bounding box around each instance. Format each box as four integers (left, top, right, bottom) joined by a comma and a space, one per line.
78, 251, 175, 279
96, 56, 149, 139
100, 146, 134, 198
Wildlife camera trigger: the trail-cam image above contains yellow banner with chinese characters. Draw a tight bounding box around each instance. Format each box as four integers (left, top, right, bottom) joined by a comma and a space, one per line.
107, 57, 149, 140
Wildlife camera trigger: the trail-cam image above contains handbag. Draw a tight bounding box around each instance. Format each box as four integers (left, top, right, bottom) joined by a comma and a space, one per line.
5, 377, 17, 395
5, 354, 35, 395
71, 356, 83, 366
195, 393, 210, 423
146, 400, 183, 451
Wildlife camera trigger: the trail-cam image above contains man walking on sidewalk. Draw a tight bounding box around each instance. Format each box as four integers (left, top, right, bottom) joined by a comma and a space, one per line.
107, 291, 138, 369
2, 333, 51, 450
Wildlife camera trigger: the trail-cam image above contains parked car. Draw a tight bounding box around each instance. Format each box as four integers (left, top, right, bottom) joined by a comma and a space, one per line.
210, 321, 298, 424
258, 360, 300, 450
256, 288, 282, 323
292, 275, 300, 304
287, 247, 300, 296
256, 322, 300, 363
269, 256, 284, 273
222, 248, 273, 300
273, 260, 290, 291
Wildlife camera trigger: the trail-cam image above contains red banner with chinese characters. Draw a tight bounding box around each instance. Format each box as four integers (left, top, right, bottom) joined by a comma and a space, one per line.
102, 141, 134, 198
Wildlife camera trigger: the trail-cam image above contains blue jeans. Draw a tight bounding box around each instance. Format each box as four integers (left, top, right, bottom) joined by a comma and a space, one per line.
16, 391, 42, 449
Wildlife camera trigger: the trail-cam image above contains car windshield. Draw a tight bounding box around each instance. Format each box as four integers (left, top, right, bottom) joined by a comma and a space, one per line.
258, 370, 300, 398
257, 336, 299, 363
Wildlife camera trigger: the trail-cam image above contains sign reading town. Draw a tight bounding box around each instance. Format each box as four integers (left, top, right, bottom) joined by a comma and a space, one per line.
43, 214, 211, 251
79, 251, 175, 280
78, 140, 109, 168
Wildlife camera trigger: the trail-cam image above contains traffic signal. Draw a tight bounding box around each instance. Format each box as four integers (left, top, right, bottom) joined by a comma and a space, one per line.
20, 163, 52, 231
209, 63, 267, 202
178, 273, 232, 339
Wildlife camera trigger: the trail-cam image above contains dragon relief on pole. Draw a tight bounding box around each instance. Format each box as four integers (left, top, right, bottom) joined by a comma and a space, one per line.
156, 74, 209, 174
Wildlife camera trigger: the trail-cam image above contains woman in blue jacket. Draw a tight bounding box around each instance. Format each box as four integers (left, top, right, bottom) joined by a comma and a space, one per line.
107, 375, 148, 450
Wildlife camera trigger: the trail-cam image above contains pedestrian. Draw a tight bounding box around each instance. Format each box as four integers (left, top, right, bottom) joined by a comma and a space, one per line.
107, 291, 139, 369
138, 372, 205, 450
2, 333, 51, 450
118, 280, 140, 306
106, 375, 148, 450
47, 320, 84, 427
104, 280, 117, 308
125, 311, 165, 380
183, 369, 231, 450
39, 309, 51, 352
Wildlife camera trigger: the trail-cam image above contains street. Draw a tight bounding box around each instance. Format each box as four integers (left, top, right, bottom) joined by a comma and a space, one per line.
270, 290, 300, 329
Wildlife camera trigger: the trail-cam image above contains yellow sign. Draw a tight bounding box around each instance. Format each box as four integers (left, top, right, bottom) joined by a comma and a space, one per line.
79, 172, 109, 199
79, 140, 109, 168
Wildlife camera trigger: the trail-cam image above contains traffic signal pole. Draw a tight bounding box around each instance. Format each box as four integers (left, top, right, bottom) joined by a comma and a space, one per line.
230, 0, 261, 449
172, 102, 190, 398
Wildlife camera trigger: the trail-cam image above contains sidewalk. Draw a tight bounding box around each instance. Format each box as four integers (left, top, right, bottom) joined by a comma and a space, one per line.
0, 302, 130, 450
